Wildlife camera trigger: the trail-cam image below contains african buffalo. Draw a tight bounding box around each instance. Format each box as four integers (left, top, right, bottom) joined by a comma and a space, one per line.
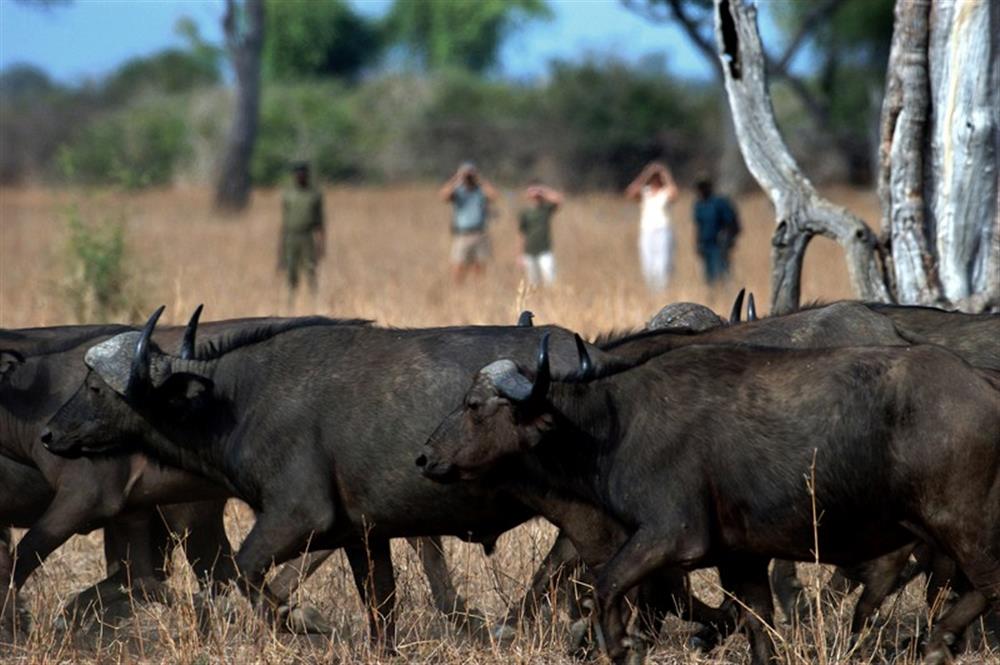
608, 299, 999, 625
40, 308, 736, 649
1, 317, 347, 635
420, 335, 1000, 665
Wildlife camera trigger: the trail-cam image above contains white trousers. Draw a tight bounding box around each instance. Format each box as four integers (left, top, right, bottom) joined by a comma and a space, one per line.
523, 251, 556, 286
639, 226, 674, 292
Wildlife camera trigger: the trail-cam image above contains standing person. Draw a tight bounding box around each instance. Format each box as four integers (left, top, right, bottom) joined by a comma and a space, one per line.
693, 176, 741, 284
625, 161, 679, 292
439, 162, 498, 284
517, 181, 563, 287
279, 162, 325, 300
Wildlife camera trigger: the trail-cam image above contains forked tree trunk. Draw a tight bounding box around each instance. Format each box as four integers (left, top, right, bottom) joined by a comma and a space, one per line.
214, 0, 264, 212
712, 0, 889, 314
714, 0, 999, 314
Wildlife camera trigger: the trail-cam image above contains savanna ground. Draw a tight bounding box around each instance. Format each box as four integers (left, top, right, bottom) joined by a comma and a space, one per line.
0, 185, 994, 664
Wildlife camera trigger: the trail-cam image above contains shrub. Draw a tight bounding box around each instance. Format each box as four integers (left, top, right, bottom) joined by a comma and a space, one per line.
57, 100, 191, 188
60, 199, 145, 323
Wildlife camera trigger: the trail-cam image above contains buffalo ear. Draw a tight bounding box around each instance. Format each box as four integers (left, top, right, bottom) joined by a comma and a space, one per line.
0, 350, 25, 377
156, 372, 213, 409
519, 410, 555, 449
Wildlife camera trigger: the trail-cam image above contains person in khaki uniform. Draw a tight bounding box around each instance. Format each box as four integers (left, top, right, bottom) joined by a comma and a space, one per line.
279, 162, 325, 296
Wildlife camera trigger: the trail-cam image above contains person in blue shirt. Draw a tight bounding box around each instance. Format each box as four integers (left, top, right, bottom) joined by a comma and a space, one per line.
693, 176, 741, 283
439, 162, 498, 284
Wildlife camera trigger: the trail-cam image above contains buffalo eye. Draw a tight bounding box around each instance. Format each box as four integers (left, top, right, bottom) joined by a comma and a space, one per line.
466, 398, 481, 411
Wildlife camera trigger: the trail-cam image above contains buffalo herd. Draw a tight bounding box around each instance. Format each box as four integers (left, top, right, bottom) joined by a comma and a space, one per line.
2, 293, 998, 664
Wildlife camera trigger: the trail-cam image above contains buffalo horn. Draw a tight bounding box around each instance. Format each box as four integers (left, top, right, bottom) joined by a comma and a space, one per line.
517, 310, 535, 327
574, 334, 594, 379
529, 332, 551, 403
179, 304, 204, 360
127, 305, 165, 395
747, 293, 758, 322
729, 288, 746, 324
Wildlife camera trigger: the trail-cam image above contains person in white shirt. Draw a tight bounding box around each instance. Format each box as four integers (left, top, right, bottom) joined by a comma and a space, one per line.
625, 161, 679, 292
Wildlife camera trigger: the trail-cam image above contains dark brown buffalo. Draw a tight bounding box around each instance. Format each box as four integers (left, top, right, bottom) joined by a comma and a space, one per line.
0, 318, 341, 635
40, 309, 736, 651
420, 336, 1000, 665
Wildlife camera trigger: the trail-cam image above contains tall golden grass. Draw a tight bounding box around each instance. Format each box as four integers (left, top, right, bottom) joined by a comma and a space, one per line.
1, 185, 994, 664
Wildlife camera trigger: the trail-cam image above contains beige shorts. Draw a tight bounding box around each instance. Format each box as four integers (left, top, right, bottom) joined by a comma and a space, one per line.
450, 232, 491, 265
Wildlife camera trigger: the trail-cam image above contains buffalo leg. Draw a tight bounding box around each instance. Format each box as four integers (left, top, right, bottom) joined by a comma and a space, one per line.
1, 527, 20, 640
770, 559, 806, 622
638, 567, 734, 650
718, 557, 776, 665
9, 489, 126, 590
345, 539, 397, 652
594, 528, 695, 661
852, 544, 918, 633
266, 550, 332, 604
502, 530, 581, 630
407, 536, 484, 633
63, 512, 169, 622
232, 512, 323, 612
162, 501, 239, 595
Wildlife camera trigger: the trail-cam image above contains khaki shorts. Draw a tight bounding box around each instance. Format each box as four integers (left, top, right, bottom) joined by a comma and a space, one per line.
450, 232, 491, 265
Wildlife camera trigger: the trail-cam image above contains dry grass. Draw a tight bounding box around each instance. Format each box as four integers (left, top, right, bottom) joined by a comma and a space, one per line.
1, 184, 994, 664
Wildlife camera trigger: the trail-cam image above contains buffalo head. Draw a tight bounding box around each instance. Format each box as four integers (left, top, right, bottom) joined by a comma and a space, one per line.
42, 306, 214, 457
418, 333, 591, 483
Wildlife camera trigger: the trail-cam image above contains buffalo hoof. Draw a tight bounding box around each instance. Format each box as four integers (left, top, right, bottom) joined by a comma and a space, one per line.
687, 625, 720, 652
621, 634, 649, 665
568, 617, 591, 652
277, 602, 333, 636
923, 631, 957, 665
444, 605, 488, 640
489, 622, 517, 644
1, 592, 32, 642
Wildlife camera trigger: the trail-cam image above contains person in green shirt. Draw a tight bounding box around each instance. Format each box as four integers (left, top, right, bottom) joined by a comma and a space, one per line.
279, 162, 325, 297
517, 181, 563, 287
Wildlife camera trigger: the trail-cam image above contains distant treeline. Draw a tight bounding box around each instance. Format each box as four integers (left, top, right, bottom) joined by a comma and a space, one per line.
1, 59, 866, 191
0, 0, 887, 191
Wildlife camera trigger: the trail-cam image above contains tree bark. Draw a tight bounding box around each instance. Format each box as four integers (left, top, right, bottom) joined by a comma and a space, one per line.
925, 0, 999, 307
712, 0, 890, 314
214, 0, 265, 212
877, 0, 941, 305
879, 0, 999, 310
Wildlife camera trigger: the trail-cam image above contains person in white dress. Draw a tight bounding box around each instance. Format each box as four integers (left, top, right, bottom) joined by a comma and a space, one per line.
625, 162, 679, 292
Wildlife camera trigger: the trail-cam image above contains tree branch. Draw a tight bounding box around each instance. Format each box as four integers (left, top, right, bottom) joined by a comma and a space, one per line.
713, 0, 890, 313
773, 0, 845, 74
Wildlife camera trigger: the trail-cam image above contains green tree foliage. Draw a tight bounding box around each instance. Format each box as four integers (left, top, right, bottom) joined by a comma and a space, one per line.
58, 100, 191, 188
102, 49, 220, 102
384, 0, 552, 73
262, 0, 380, 80
541, 57, 715, 188
0, 63, 56, 99
252, 82, 362, 183
0, 65, 86, 182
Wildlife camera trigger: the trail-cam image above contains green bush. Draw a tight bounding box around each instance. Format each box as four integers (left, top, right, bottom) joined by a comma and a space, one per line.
60, 199, 144, 323
252, 82, 363, 185
58, 100, 191, 188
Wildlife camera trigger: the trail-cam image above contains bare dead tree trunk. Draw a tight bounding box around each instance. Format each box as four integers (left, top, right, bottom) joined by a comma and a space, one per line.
715, 0, 998, 314
712, 0, 890, 314
877, 0, 940, 304
214, 0, 264, 212
929, 0, 999, 307
880, 0, 998, 310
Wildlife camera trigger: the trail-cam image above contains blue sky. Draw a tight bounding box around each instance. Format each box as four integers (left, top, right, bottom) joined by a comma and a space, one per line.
0, 0, 789, 84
